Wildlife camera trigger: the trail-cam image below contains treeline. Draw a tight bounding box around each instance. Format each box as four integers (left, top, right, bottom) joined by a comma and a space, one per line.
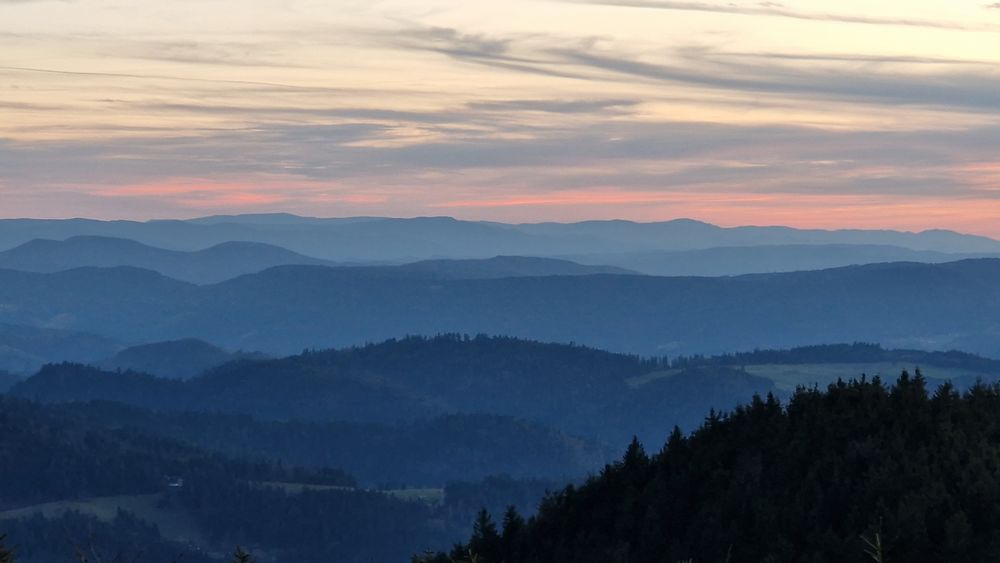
673, 342, 1000, 373
0, 511, 217, 563
432, 374, 1000, 562
0, 396, 567, 562
0, 371, 17, 393
41, 401, 608, 486
173, 477, 447, 563
0, 396, 354, 508
174, 475, 561, 563
9, 335, 765, 444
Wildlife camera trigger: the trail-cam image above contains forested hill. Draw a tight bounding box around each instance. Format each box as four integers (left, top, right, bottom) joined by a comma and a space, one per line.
0, 396, 492, 562
432, 374, 1000, 563
0, 396, 355, 506
98, 338, 265, 379
2, 259, 1000, 357
674, 342, 1000, 372
10, 335, 779, 445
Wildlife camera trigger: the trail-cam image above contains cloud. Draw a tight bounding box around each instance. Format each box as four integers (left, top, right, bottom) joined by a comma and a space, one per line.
549, 46, 1000, 112
571, 1, 999, 32
465, 99, 638, 114
117, 40, 302, 68
366, 25, 1000, 114
381, 26, 594, 80
0, 65, 368, 94
703, 51, 992, 66
2, 113, 999, 235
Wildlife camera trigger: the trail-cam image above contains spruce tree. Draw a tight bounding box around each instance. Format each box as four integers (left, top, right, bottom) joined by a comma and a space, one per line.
231, 546, 254, 563
500, 505, 525, 560
0, 534, 14, 563
469, 509, 502, 563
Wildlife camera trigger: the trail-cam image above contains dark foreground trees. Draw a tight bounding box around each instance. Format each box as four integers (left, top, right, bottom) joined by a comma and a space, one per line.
431, 373, 1000, 563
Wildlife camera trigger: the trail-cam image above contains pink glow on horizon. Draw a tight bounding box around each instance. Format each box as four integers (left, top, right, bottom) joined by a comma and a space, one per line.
429, 189, 1000, 238
14, 178, 998, 239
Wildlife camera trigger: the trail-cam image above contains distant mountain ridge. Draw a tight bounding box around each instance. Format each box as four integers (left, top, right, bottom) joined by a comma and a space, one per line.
0, 235, 333, 284
0, 236, 635, 282
97, 338, 265, 379
0, 323, 122, 374
563, 244, 1000, 276
1, 216, 997, 262
397, 256, 635, 277
1, 259, 999, 358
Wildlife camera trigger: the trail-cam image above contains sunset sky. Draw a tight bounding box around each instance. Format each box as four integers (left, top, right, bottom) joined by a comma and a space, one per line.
2, 0, 999, 235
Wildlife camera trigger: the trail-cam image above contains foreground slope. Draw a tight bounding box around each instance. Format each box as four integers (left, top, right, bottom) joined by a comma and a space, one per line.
436, 374, 1000, 563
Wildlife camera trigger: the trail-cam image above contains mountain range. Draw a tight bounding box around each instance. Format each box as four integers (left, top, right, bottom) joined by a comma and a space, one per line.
0, 323, 122, 374
565, 244, 1000, 276
2, 216, 998, 264
0, 236, 633, 283
0, 236, 333, 284
1, 259, 998, 357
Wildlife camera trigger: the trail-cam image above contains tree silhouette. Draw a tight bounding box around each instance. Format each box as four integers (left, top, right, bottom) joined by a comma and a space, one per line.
0, 534, 15, 563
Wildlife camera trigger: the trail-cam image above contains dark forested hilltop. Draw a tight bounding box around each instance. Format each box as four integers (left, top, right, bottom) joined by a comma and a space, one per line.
14, 336, 1000, 450
10, 335, 775, 445
433, 374, 1000, 563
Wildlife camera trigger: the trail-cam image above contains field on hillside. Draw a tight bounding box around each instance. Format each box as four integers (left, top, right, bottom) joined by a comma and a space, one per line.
631, 362, 998, 391
0, 494, 207, 547
258, 481, 444, 504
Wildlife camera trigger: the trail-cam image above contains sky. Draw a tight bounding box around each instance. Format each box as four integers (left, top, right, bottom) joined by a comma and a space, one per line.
1, 0, 999, 236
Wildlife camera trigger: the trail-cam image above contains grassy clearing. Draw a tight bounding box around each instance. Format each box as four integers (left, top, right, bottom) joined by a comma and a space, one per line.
256, 481, 354, 494
257, 481, 444, 504
631, 363, 995, 391
746, 363, 992, 391
385, 488, 444, 504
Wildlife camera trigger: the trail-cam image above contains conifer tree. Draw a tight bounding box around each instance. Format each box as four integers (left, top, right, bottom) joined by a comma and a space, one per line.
469, 509, 501, 563
231, 546, 254, 563
0, 534, 14, 563
500, 505, 525, 560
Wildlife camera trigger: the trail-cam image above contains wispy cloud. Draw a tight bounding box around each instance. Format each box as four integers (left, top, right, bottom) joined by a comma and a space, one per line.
382, 26, 594, 80
571, 1, 1000, 32
466, 99, 638, 114
2, 0, 999, 234
550, 46, 1000, 112
0, 65, 369, 94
